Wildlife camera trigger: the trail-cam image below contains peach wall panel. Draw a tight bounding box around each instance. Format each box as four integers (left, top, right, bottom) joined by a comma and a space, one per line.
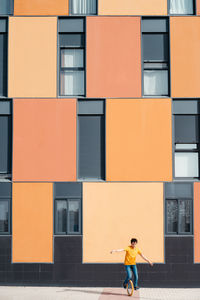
99, 0, 167, 15
83, 182, 164, 263
8, 17, 57, 98
87, 17, 141, 98
194, 183, 200, 263
106, 99, 172, 181
13, 99, 76, 181
170, 17, 200, 98
14, 0, 68, 16
12, 183, 53, 263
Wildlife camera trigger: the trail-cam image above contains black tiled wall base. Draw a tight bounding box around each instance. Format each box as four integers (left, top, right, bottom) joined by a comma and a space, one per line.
0, 236, 199, 287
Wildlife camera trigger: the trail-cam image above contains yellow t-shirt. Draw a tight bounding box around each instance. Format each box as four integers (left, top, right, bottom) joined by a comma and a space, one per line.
124, 246, 142, 265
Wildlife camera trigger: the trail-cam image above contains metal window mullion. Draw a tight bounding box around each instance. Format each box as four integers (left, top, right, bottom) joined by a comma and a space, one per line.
177, 199, 180, 235
66, 198, 69, 235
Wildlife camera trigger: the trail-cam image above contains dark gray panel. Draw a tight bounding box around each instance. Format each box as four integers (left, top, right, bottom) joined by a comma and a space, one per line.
0, 19, 7, 33
0, 0, 13, 15
0, 182, 11, 197
0, 101, 11, 115
78, 115, 105, 179
59, 18, 84, 33
165, 183, 193, 198
173, 100, 199, 114
0, 116, 12, 174
59, 34, 85, 47
0, 34, 7, 96
175, 115, 198, 143
143, 33, 169, 61
78, 100, 104, 115
142, 18, 168, 33
54, 183, 82, 198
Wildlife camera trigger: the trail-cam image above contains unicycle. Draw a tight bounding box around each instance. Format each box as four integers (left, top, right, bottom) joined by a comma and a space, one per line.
126, 279, 134, 296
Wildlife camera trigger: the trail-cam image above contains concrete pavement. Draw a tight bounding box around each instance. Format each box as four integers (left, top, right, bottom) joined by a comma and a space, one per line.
0, 286, 200, 300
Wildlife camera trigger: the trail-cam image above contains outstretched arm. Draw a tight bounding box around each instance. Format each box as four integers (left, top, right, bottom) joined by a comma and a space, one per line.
110, 249, 125, 254
139, 253, 153, 266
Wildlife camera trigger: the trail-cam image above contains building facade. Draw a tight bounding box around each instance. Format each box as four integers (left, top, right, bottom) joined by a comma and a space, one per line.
0, 0, 200, 287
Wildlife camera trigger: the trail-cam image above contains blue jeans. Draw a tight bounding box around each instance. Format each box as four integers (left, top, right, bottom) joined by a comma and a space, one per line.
124, 265, 138, 287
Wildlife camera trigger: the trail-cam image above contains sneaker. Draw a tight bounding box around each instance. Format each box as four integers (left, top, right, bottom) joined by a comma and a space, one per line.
134, 286, 140, 290
123, 282, 127, 289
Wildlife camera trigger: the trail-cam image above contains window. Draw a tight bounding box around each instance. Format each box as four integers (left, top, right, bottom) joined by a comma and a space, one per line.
0, 182, 11, 235
0, 0, 13, 15
0, 18, 8, 96
58, 18, 85, 96
78, 100, 105, 180
69, 0, 97, 15
169, 0, 194, 15
0, 100, 12, 178
142, 18, 169, 96
54, 183, 82, 235
173, 100, 199, 178
165, 183, 193, 235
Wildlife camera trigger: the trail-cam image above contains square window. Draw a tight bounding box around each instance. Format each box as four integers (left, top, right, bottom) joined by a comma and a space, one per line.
175, 152, 199, 177
61, 49, 84, 68
169, 0, 194, 15
144, 70, 168, 96
60, 71, 85, 96
69, 0, 97, 15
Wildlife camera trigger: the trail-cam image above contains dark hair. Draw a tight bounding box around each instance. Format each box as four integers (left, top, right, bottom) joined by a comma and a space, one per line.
131, 238, 138, 244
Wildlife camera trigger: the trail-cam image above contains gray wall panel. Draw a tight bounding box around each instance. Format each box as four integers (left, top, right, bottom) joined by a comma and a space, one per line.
59, 18, 84, 33
0, 0, 13, 15
142, 18, 168, 33
0, 182, 11, 197
173, 100, 199, 114
165, 183, 193, 199
78, 100, 104, 115
54, 183, 82, 198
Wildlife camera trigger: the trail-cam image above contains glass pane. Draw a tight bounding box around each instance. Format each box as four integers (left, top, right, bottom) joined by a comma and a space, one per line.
144, 70, 168, 96
170, 0, 194, 14
59, 34, 85, 47
143, 34, 169, 61
175, 115, 198, 143
56, 200, 67, 233
175, 152, 199, 177
167, 200, 178, 233
0, 200, 8, 232
61, 49, 84, 68
179, 200, 191, 233
60, 71, 85, 96
70, 0, 97, 15
175, 144, 197, 150
69, 200, 80, 233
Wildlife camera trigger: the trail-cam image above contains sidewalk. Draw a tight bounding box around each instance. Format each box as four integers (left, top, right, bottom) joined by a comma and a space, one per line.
0, 286, 200, 300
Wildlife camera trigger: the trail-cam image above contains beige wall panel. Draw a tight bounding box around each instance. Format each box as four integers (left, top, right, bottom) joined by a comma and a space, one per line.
8, 17, 57, 98
83, 182, 164, 263
99, 0, 167, 15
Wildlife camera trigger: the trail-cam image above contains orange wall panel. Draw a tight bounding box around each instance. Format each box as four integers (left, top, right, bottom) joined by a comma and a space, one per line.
14, 0, 68, 15
197, 0, 200, 15
99, 0, 167, 15
12, 183, 53, 263
13, 99, 76, 181
8, 17, 57, 98
194, 183, 200, 263
106, 99, 172, 181
83, 182, 164, 263
86, 17, 141, 98
171, 17, 200, 98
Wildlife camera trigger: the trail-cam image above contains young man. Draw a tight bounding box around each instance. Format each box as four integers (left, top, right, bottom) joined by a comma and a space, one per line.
110, 238, 153, 290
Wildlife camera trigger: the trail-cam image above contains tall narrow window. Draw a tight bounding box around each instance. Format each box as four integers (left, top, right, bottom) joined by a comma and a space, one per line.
69, 0, 97, 15
142, 18, 169, 97
165, 183, 193, 235
58, 18, 85, 96
169, 0, 194, 15
0, 18, 8, 97
173, 100, 199, 179
0, 100, 12, 179
0, 182, 11, 235
78, 100, 105, 180
54, 183, 82, 235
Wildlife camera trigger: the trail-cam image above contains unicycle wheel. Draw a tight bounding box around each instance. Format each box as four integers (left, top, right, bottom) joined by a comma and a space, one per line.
126, 280, 134, 296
